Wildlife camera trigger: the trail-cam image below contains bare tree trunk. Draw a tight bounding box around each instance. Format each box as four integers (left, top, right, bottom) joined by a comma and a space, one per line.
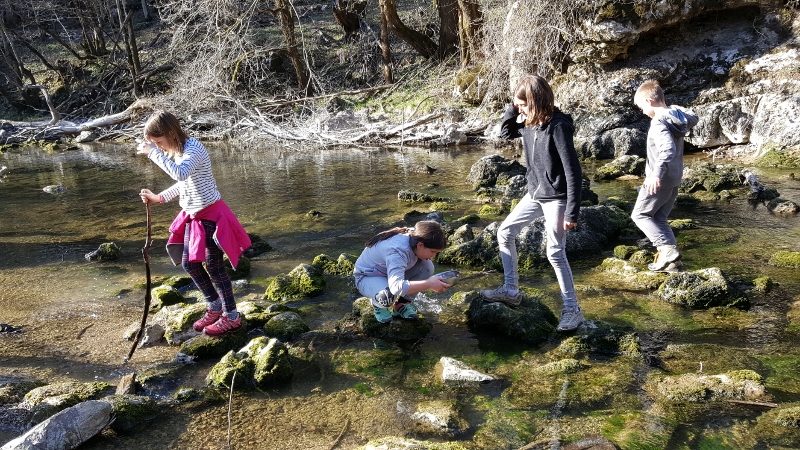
457, 0, 483, 66
25, 85, 60, 125
141, 0, 150, 20
436, 0, 459, 60
115, 0, 141, 96
274, 0, 313, 96
379, 1, 393, 83
379, 0, 437, 59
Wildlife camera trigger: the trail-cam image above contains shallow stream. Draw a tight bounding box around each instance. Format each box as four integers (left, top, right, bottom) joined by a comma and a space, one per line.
1, 142, 799, 449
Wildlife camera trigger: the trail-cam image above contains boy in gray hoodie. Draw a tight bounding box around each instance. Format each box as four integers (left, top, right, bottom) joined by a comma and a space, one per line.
632, 80, 699, 271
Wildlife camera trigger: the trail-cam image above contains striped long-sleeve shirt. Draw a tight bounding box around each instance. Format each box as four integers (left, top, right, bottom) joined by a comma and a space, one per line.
148, 137, 221, 215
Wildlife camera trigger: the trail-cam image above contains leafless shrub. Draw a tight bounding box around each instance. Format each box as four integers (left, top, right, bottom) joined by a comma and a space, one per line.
476, 0, 601, 105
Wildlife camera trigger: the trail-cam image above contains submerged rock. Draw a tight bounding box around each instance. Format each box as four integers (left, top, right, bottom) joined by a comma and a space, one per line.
353, 297, 434, 343
652, 370, 766, 403
435, 357, 494, 387
84, 242, 121, 261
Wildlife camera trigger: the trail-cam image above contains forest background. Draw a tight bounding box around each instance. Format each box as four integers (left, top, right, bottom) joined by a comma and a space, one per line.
1, 0, 799, 153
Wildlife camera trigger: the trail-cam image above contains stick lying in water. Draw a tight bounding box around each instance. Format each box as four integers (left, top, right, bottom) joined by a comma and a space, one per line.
125, 202, 153, 363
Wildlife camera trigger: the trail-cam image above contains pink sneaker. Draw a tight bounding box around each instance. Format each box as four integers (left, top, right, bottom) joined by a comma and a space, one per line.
193, 309, 222, 332
203, 315, 242, 337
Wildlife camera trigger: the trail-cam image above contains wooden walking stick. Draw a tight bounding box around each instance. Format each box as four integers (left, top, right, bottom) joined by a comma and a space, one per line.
125, 202, 153, 363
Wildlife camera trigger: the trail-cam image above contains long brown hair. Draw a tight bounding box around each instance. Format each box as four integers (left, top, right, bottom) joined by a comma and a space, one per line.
513, 74, 555, 127
365, 220, 446, 250
143, 110, 190, 157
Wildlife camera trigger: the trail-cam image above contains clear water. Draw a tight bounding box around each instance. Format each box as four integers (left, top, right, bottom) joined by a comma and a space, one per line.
1, 142, 799, 449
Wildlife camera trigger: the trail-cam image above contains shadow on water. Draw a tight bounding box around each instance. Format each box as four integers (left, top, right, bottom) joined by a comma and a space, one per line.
2, 144, 800, 449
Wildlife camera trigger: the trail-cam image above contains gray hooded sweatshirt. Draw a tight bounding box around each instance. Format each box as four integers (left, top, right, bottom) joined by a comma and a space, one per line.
646, 105, 699, 189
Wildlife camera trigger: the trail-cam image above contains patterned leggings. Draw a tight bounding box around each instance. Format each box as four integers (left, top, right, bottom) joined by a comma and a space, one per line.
182, 219, 236, 313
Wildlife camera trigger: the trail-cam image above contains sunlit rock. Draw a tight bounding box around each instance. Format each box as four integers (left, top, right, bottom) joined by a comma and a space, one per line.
263, 311, 309, 340
264, 263, 326, 301
435, 357, 494, 387
656, 267, 750, 309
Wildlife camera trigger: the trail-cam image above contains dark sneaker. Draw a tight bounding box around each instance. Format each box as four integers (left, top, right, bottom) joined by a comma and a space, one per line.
373, 306, 393, 323
648, 245, 681, 271
392, 302, 419, 320
193, 309, 222, 332
557, 307, 584, 332
479, 285, 523, 306
203, 315, 242, 337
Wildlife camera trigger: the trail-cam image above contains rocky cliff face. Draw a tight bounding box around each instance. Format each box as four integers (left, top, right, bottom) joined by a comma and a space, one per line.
548, 1, 800, 160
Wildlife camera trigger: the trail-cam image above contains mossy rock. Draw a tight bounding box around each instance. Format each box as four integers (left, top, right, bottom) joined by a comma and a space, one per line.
312, 253, 357, 276
751, 276, 775, 294
150, 285, 185, 310
465, 289, 558, 345
651, 370, 765, 404
753, 147, 800, 169
179, 325, 250, 359
768, 250, 800, 268
244, 233, 272, 258
263, 312, 310, 340
628, 249, 655, 268
656, 267, 750, 309
224, 254, 251, 280
550, 320, 640, 357
752, 403, 800, 447
353, 297, 433, 343
159, 275, 194, 290
596, 257, 669, 290
264, 263, 326, 301
668, 218, 697, 230
161, 302, 206, 344
455, 214, 480, 224
103, 394, 160, 432
613, 245, 639, 260
437, 226, 502, 269
398, 190, 435, 202
84, 242, 121, 261
206, 350, 256, 389
251, 337, 293, 387
24, 381, 111, 424
430, 201, 453, 211
600, 196, 631, 210
478, 204, 505, 217
0, 378, 44, 405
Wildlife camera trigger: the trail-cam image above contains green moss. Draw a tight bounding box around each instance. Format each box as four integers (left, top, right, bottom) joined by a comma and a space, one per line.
455, 214, 480, 224
478, 204, 505, 217
613, 245, 638, 260
769, 250, 800, 268
312, 253, 357, 276
668, 218, 697, 230
264, 263, 326, 301
751, 276, 775, 294
774, 406, 800, 427
726, 369, 762, 384
430, 201, 453, 211
753, 146, 800, 169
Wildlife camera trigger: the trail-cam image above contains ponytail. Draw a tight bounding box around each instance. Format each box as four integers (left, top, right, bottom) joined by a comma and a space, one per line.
365, 220, 446, 250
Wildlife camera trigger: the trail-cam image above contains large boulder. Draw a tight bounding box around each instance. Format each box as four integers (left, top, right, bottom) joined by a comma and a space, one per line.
466, 154, 526, 189
0, 400, 112, 450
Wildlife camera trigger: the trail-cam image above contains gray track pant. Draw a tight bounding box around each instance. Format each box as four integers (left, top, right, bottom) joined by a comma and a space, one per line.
631, 185, 679, 248
496, 193, 578, 309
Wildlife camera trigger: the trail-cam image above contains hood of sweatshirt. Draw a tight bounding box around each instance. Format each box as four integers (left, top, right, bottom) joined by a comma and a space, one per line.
659, 106, 699, 138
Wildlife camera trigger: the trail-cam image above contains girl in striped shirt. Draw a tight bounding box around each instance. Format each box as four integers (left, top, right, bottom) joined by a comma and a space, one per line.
137, 110, 250, 337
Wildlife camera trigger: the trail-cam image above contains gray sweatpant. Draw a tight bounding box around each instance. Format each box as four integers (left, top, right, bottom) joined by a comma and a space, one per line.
496, 193, 578, 309
631, 185, 679, 247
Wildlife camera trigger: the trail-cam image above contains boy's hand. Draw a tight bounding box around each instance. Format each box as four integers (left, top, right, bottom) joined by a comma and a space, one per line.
643, 176, 661, 195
